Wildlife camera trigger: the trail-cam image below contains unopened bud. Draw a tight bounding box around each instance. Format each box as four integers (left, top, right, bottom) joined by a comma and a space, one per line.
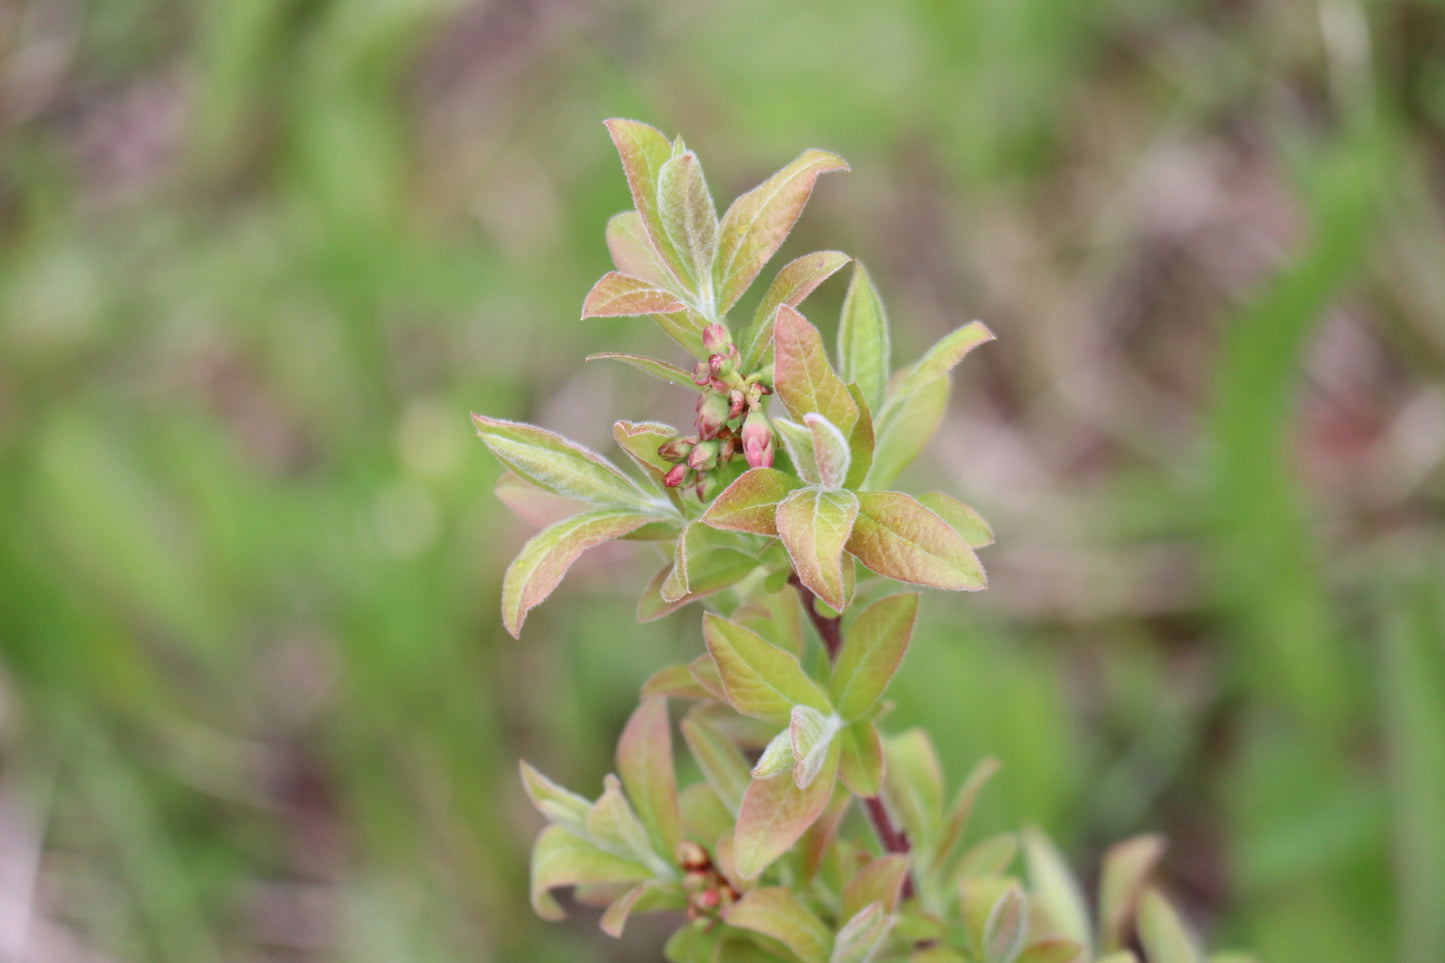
676, 841, 710, 872
742, 410, 774, 469
664, 463, 690, 487
687, 439, 721, 472
695, 472, 721, 501
692, 361, 711, 387
702, 324, 731, 355
658, 437, 694, 461
696, 394, 730, 439
728, 390, 746, 421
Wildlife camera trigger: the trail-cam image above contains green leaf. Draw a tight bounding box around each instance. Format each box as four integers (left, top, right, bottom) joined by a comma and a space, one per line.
519, 760, 591, 835
494, 471, 589, 529
842, 382, 875, 491
688, 653, 729, 703
1021, 829, 1092, 948
600, 881, 678, 939
680, 782, 734, 845
958, 876, 1015, 958
773, 418, 820, 485
774, 305, 858, 435
587, 774, 662, 869
703, 468, 803, 535
681, 706, 753, 812
650, 303, 712, 359
1096, 954, 1141, 963
841, 854, 909, 920
703, 613, 831, 724
1016, 940, 1086, 963
742, 251, 852, 370
804, 413, 851, 491
847, 491, 985, 592
618, 695, 682, 859
529, 824, 653, 921
837, 262, 890, 411
957, 833, 1018, 877
664, 522, 744, 601
1137, 889, 1200, 963
1099, 835, 1165, 952
882, 729, 944, 848
830, 592, 920, 720
657, 150, 719, 297
604, 118, 691, 288
982, 886, 1028, 963
472, 414, 664, 514
733, 739, 840, 879
726, 888, 832, 963
776, 487, 859, 612
865, 377, 948, 489
915, 492, 994, 548
752, 727, 795, 779
637, 552, 759, 622
887, 320, 995, 406
790, 705, 843, 789
582, 271, 688, 317
930, 757, 1002, 877
501, 509, 652, 637
591, 354, 698, 389
830, 902, 894, 963
838, 720, 884, 797
714, 149, 849, 313
606, 210, 679, 291
642, 663, 712, 701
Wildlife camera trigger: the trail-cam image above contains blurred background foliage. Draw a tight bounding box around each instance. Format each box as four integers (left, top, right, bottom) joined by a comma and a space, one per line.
1, 0, 1443, 960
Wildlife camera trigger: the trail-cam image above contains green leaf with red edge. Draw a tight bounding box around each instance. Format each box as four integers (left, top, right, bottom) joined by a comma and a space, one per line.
586, 774, 662, 868
1100, 835, 1166, 953
831, 902, 894, 963
797, 789, 850, 885
618, 695, 681, 858
519, 760, 591, 834
600, 881, 679, 939
529, 824, 654, 921
843, 382, 875, 490
582, 272, 688, 318
642, 663, 711, 701
837, 262, 891, 411
830, 592, 920, 720
742, 251, 852, 370
604, 119, 691, 288
1022, 829, 1091, 947
735, 585, 808, 659
494, 471, 589, 529
663, 522, 752, 601
773, 418, 820, 485
983, 885, 1029, 963
889, 320, 995, 404
688, 653, 729, 703
1017, 940, 1086, 963
865, 377, 948, 489
881, 728, 944, 848
592, 354, 698, 390
958, 876, 1014, 960
638, 551, 758, 621
726, 887, 832, 963
650, 303, 712, 359
916, 491, 994, 548
472, 414, 666, 514
501, 509, 653, 638
703, 468, 803, 535
847, 491, 986, 592
1138, 889, 1201, 963
657, 150, 719, 294
774, 305, 858, 434
804, 413, 851, 491
777, 487, 859, 612
606, 211, 679, 291
733, 738, 840, 880
703, 613, 830, 724
930, 756, 1002, 877
714, 149, 849, 314
682, 706, 752, 812
841, 854, 909, 921
838, 720, 884, 797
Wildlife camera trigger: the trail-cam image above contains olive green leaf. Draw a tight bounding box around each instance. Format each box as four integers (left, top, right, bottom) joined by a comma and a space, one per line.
915, 491, 994, 548
838, 720, 884, 797
605, 210, 679, 291
618, 695, 681, 860
657, 150, 719, 295
703, 612, 831, 724
590, 353, 698, 390
777, 487, 859, 612
837, 262, 891, 411
682, 705, 753, 813
830, 592, 920, 720
529, 824, 653, 921
741, 251, 852, 370
519, 760, 591, 835
774, 305, 858, 435
790, 704, 843, 789
726, 887, 833, 963
772, 418, 821, 485
603, 118, 691, 289
847, 491, 985, 592
494, 471, 589, 529
703, 467, 803, 536
841, 854, 909, 921
804, 412, 852, 491
830, 902, 894, 963
733, 737, 841, 880
881, 729, 944, 849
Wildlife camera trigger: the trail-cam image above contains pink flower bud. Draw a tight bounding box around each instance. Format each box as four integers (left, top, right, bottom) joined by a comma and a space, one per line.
657, 437, 694, 461
742, 409, 774, 469
728, 390, 746, 421
687, 439, 721, 472
702, 324, 731, 355
696, 393, 730, 439
664, 463, 689, 487
692, 361, 711, 387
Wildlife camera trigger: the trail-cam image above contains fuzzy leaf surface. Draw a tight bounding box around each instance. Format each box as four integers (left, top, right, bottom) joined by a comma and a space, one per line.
599, 881, 677, 939
590, 353, 698, 389
501, 510, 651, 637
1022, 829, 1092, 947
726, 888, 832, 963
777, 487, 859, 612
494, 471, 589, 529
837, 262, 891, 411
847, 491, 985, 591
843, 382, 875, 490
774, 305, 858, 434
657, 151, 719, 295
714, 149, 849, 313
733, 738, 840, 879
472, 414, 661, 513
618, 696, 681, 858
606, 210, 677, 290
582, 272, 688, 318
641, 663, 712, 701
838, 720, 884, 797
587, 774, 660, 868
1100, 835, 1165, 952
529, 824, 653, 921
742, 251, 852, 369
865, 377, 948, 489
804, 413, 852, 491
889, 320, 994, 404
915, 491, 994, 548
790, 705, 842, 789
831, 902, 893, 963
519, 760, 591, 835
773, 418, 820, 485
681, 708, 753, 813
830, 592, 919, 720
704, 613, 831, 724
703, 468, 802, 535
604, 118, 690, 287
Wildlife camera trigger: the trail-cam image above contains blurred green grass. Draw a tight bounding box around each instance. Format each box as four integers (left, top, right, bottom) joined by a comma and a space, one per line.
2, 0, 1443, 960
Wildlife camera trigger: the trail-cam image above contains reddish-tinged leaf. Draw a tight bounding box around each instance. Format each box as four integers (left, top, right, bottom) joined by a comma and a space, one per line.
1017, 940, 1086, 963
682, 707, 752, 812
603, 119, 691, 287
591, 354, 697, 389
733, 739, 840, 879
502, 510, 651, 637
1137, 889, 1200, 963
790, 704, 842, 789
837, 262, 891, 411
843, 382, 875, 490
702, 468, 804, 535
688, 653, 729, 704
725, 888, 832, 963
916, 491, 994, 548
777, 487, 859, 612
606, 210, 678, 291
841, 854, 909, 921
530, 824, 652, 921
599, 881, 677, 939
714, 149, 850, 313
618, 696, 681, 857
519, 760, 591, 833
881, 729, 944, 847
773, 418, 820, 485
804, 413, 851, 490
831, 902, 894, 963
641, 663, 711, 701
930, 757, 1002, 876
774, 305, 858, 434
582, 272, 687, 318
1100, 835, 1166, 952
741, 251, 852, 369
798, 789, 850, 884
472, 414, 661, 513
847, 491, 986, 592
830, 593, 920, 720
649, 303, 712, 359
1022, 829, 1091, 947
703, 613, 830, 723
838, 720, 884, 797
657, 150, 719, 292
663, 522, 759, 601
495, 471, 589, 528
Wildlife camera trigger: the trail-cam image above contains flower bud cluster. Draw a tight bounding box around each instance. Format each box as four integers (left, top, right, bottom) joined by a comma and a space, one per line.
661, 325, 775, 499
676, 841, 738, 924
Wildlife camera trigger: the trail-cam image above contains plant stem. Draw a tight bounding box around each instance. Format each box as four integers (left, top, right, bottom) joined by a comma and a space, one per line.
786, 573, 844, 662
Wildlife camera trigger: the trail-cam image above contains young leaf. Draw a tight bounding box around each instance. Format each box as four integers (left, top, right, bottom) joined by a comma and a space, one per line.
590, 353, 698, 390
501, 509, 653, 638
773, 418, 821, 485
776, 487, 860, 612
682, 706, 753, 812
702, 468, 803, 536
472, 414, 662, 514
494, 471, 589, 529
982, 885, 1029, 963
657, 150, 719, 296
618, 695, 682, 859
703, 612, 831, 724
957, 833, 1018, 877
752, 728, 795, 779
842, 382, 875, 490
679, 782, 734, 845
1137, 889, 1201, 963
847, 491, 985, 592
1099, 835, 1166, 952
915, 491, 994, 548
587, 774, 663, 869
733, 738, 840, 879
599, 881, 677, 939
606, 210, 678, 291
774, 305, 859, 435
1021, 829, 1092, 948
714, 149, 850, 313
841, 854, 909, 920
726, 888, 833, 963
837, 262, 890, 411
804, 412, 852, 491
930, 757, 1002, 876
830, 902, 894, 963
865, 377, 948, 490
881, 729, 944, 848
582, 271, 688, 317
741, 251, 852, 369
790, 705, 843, 789
664, 522, 731, 601
1016, 941, 1086, 963
642, 663, 712, 701
519, 760, 591, 834
830, 592, 920, 720
958, 876, 1016, 957
530, 824, 653, 921
604, 118, 691, 287
650, 303, 712, 359
888, 320, 995, 405
688, 653, 729, 703
838, 720, 884, 797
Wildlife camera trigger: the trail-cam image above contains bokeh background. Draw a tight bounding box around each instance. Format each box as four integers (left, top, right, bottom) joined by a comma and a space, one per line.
3, 1, 1444, 961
